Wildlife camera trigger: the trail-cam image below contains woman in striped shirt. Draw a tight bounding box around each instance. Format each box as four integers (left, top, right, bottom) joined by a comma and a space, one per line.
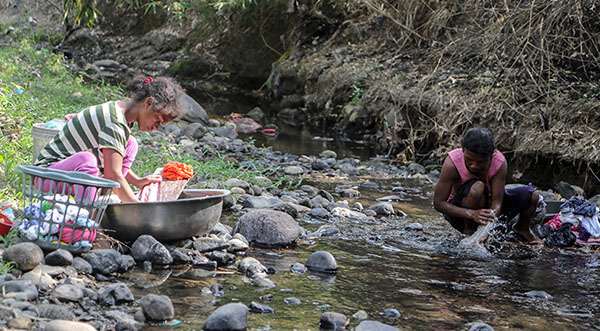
35, 75, 185, 202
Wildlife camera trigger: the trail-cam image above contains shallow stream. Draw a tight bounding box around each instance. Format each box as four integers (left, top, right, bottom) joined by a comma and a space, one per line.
129, 125, 600, 330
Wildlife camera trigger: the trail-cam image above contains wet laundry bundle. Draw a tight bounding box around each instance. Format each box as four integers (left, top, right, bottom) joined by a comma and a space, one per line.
138, 162, 194, 202
19, 194, 96, 248
162, 162, 194, 180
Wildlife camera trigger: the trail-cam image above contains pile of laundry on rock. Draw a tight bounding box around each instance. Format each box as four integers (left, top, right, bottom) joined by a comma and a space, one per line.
18, 194, 97, 248
534, 198, 600, 248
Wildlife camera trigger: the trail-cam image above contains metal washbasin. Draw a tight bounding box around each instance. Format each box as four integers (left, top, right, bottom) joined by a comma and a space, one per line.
101, 189, 230, 242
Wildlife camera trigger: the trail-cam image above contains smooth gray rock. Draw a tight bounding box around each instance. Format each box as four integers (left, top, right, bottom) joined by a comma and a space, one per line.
369, 202, 394, 216
98, 283, 134, 306
246, 107, 265, 122
284, 297, 302, 305
311, 196, 329, 208
319, 190, 335, 202
524, 290, 553, 300
37, 303, 75, 320
214, 126, 238, 139
408, 162, 426, 175
180, 93, 208, 124
131, 235, 173, 266
193, 237, 230, 253
7, 317, 32, 330
205, 251, 236, 267
336, 188, 360, 198
140, 294, 174, 321
320, 150, 337, 159
119, 254, 135, 272
203, 303, 248, 331
338, 162, 359, 175
210, 222, 233, 237
182, 122, 207, 140
239, 195, 283, 209
2, 242, 43, 271
405, 223, 424, 231
320, 312, 348, 330
290, 262, 307, 274
356, 320, 399, 331
21, 269, 56, 291
352, 310, 368, 320
249, 301, 274, 314
308, 207, 329, 219
306, 251, 337, 273
253, 176, 272, 188
225, 178, 250, 190
233, 209, 303, 247
0, 280, 38, 301
312, 159, 330, 170
238, 257, 268, 278
380, 308, 401, 318
52, 284, 83, 302
44, 249, 73, 266
284, 166, 305, 175
252, 275, 276, 289
73, 257, 93, 274
469, 322, 494, 331
81, 249, 123, 275
45, 320, 97, 331
227, 238, 249, 252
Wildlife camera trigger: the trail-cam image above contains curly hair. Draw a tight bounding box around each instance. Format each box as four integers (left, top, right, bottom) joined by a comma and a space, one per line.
126, 75, 186, 120
462, 127, 495, 156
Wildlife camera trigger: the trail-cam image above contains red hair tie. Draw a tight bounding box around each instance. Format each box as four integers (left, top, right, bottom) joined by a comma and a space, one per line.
143, 76, 153, 85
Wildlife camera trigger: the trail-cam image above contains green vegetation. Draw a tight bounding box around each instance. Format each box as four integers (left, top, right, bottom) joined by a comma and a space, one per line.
63, 0, 289, 29
0, 34, 123, 203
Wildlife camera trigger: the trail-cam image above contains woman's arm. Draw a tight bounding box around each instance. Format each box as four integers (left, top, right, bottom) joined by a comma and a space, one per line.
102, 148, 139, 202
125, 170, 162, 189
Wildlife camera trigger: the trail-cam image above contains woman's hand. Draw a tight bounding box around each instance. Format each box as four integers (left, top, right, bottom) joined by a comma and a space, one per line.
472, 209, 495, 225
64, 113, 77, 121
137, 174, 162, 188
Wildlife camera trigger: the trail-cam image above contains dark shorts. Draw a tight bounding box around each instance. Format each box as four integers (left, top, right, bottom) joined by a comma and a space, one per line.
444, 178, 535, 233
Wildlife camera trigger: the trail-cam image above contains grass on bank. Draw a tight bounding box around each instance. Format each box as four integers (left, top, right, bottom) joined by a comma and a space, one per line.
0, 29, 280, 213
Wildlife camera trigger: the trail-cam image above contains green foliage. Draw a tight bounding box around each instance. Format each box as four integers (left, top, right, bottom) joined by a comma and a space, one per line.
350, 82, 365, 105
272, 174, 303, 190
0, 35, 123, 200
0, 260, 15, 275
0, 230, 19, 249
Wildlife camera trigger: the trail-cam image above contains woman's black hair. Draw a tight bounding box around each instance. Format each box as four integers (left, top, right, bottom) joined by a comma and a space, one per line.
462, 128, 495, 156
126, 75, 185, 120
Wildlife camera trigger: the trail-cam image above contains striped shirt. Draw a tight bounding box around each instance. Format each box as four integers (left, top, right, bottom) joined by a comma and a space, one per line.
35, 101, 131, 167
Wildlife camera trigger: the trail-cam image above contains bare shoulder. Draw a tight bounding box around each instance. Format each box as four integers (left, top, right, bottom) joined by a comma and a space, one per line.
439, 156, 459, 181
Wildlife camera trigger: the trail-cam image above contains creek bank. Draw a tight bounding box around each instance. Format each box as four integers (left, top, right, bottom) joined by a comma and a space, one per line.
4, 113, 600, 329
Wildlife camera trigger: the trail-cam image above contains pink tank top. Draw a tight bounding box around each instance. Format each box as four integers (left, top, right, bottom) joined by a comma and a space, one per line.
448, 148, 505, 198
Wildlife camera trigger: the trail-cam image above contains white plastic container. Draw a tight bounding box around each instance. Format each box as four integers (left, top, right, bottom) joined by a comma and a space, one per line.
32, 123, 60, 161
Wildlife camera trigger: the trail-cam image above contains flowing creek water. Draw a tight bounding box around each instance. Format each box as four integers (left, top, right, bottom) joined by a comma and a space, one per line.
126, 124, 600, 330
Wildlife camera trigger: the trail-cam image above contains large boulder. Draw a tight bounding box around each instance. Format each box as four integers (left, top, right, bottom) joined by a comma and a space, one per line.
140, 294, 174, 321
180, 93, 208, 124
2, 243, 44, 271
131, 235, 173, 266
233, 209, 303, 247
81, 249, 123, 275
202, 303, 248, 331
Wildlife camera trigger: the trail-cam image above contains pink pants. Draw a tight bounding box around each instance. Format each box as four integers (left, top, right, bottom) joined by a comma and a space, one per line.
41, 136, 138, 201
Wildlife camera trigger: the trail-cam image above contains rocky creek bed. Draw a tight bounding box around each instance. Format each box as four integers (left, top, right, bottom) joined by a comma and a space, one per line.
1, 117, 600, 330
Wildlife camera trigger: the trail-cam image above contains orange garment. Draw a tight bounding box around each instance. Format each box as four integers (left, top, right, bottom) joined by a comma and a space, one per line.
162, 162, 194, 180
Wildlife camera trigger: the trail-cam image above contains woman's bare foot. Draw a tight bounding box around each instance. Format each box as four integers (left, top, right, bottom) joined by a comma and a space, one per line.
512, 223, 538, 243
